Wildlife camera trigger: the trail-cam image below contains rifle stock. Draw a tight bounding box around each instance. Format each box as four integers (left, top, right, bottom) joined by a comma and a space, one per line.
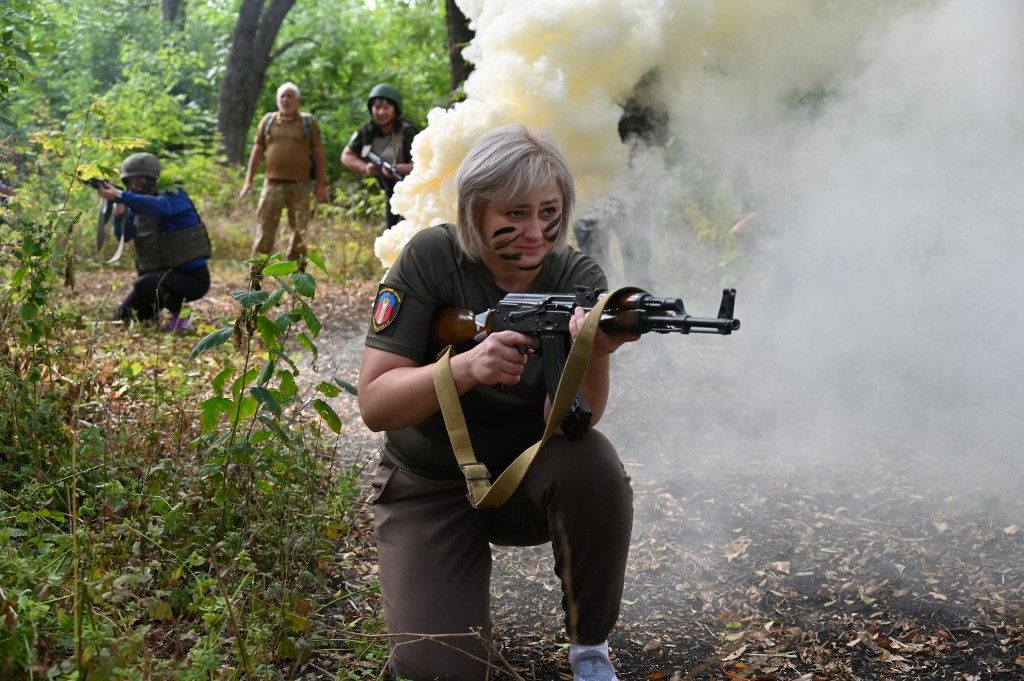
431, 307, 484, 352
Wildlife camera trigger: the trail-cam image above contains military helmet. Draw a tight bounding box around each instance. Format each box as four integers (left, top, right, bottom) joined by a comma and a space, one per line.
367, 83, 402, 116
120, 152, 162, 182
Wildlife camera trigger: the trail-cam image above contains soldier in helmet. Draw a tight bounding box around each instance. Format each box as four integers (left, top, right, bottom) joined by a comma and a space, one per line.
95, 152, 211, 332
341, 83, 420, 230
574, 72, 669, 291
240, 81, 329, 263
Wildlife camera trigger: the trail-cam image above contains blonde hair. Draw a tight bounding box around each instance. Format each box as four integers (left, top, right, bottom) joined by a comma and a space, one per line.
455, 124, 575, 260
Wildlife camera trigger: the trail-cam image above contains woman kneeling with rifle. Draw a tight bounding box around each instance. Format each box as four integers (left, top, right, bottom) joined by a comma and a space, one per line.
358, 124, 638, 681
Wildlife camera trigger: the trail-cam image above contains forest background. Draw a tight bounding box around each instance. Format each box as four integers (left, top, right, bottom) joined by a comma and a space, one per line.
0, 1, 477, 679
3, 0, 1023, 680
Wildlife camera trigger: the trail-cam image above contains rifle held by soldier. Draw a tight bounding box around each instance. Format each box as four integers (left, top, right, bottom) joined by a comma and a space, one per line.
430, 286, 741, 439
365, 151, 404, 180
79, 177, 119, 251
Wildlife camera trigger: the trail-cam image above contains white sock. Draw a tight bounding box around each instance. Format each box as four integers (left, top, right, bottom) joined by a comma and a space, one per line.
569, 640, 610, 664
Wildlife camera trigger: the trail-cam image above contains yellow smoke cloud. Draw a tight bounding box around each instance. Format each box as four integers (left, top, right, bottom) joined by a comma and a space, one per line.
375, 0, 908, 268
376, 0, 707, 267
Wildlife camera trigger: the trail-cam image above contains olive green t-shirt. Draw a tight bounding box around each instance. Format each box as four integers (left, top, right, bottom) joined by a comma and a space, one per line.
256, 113, 322, 181
364, 224, 607, 479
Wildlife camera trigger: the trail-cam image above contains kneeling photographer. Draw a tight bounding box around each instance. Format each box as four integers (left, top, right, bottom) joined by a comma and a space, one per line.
94, 152, 211, 332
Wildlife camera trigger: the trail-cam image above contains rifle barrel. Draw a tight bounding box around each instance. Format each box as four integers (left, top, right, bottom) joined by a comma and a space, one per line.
638, 314, 740, 334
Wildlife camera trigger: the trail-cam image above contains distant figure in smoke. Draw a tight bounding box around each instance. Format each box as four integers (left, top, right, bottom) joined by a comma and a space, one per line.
575, 73, 669, 289
358, 125, 637, 680
341, 83, 419, 231
95, 152, 212, 332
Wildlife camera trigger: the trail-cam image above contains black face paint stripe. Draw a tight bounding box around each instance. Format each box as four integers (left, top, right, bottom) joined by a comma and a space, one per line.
499, 252, 524, 261
516, 263, 543, 271
491, 226, 516, 238
543, 215, 562, 243
493, 237, 517, 250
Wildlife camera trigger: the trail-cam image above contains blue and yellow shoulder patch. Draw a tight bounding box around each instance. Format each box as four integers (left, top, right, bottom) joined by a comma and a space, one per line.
371, 285, 403, 332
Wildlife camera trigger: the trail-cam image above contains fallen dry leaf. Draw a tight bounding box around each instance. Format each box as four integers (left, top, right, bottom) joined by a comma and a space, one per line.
725, 537, 751, 562
642, 639, 662, 653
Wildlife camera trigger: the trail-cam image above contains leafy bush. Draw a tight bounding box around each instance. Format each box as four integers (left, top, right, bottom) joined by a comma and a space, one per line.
0, 206, 376, 678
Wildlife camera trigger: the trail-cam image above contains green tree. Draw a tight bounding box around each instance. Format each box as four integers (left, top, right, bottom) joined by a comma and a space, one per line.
217, 0, 299, 165
0, 0, 39, 104
444, 0, 474, 96
258, 0, 450, 177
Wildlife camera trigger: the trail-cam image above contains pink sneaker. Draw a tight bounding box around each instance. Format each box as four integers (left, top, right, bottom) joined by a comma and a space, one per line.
164, 314, 191, 333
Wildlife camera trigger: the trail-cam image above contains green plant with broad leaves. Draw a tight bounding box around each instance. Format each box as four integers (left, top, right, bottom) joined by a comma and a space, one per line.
189, 253, 357, 533
0, 205, 382, 677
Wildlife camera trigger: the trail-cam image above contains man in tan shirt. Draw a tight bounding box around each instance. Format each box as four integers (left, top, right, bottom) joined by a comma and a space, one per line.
240, 82, 329, 262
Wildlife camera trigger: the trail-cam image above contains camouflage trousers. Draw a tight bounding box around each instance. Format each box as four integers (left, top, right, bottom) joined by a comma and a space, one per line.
253, 179, 312, 261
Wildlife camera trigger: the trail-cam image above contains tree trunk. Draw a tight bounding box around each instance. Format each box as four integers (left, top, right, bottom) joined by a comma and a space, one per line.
217, 0, 297, 165
161, 0, 185, 28
445, 0, 474, 98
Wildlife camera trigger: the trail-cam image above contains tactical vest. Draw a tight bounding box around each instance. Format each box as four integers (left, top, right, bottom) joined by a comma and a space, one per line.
359, 118, 416, 194
132, 194, 212, 273
262, 111, 314, 141
263, 112, 316, 180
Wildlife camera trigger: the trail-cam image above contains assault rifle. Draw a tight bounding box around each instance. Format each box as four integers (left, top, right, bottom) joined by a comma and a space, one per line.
80, 177, 115, 190
365, 151, 404, 180
79, 177, 119, 251
430, 287, 741, 440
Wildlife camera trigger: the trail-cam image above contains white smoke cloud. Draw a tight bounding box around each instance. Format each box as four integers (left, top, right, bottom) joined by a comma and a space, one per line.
773, 0, 1022, 471
380, 0, 1024, 497
378, 0, 918, 267
631, 0, 1024, 495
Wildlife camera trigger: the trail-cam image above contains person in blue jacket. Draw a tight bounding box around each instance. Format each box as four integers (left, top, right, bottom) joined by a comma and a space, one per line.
96, 152, 211, 332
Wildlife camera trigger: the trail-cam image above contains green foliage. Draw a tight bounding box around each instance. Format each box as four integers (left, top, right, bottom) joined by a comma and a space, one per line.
2, 0, 448, 273
0, 208, 376, 677
0, 0, 44, 105
262, 0, 451, 178
0, 2, 451, 676
96, 41, 218, 152
6, 0, 154, 122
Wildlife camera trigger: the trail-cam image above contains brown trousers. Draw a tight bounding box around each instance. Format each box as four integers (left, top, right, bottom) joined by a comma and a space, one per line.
252, 178, 311, 260
371, 429, 633, 681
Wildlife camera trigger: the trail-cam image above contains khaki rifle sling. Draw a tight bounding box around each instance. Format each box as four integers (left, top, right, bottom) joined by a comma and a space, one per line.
432, 288, 622, 508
